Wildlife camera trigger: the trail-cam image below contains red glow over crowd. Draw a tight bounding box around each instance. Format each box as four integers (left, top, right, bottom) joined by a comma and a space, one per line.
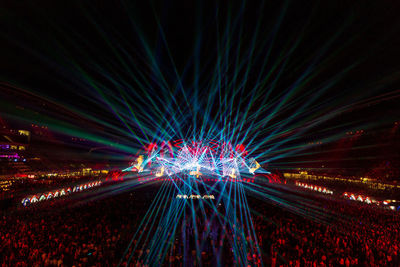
0, 176, 399, 266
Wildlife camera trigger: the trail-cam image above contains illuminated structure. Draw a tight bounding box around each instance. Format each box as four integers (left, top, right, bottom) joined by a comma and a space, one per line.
124, 139, 267, 180
21, 181, 102, 206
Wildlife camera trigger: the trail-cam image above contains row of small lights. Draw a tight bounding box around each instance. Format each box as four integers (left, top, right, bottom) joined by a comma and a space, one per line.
346, 130, 364, 135
31, 124, 48, 129
343, 192, 373, 204
287, 172, 400, 190
343, 192, 399, 210
176, 194, 215, 199
21, 181, 102, 206
138, 177, 255, 183
295, 181, 333, 194
71, 137, 86, 141
307, 141, 323, 145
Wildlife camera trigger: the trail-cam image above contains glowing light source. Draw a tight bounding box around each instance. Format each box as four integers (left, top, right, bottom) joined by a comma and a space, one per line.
249, 159, 260, 174
134, 155, 144, 172
228, 168, 236, 179
189, 165, 202, 178
295, 181, 333, 194
155, 166, 165, 177
127, 140, 268, 181
21, 181, 102, 206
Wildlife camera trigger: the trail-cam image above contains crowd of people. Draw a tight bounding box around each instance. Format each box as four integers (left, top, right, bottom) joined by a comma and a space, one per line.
0, 187, 150, 267
252, 195, 400, 266
0, 180, 399, 266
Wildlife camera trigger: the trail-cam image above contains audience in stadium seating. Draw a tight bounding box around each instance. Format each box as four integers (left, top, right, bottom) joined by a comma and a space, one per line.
1, 183, 399, 266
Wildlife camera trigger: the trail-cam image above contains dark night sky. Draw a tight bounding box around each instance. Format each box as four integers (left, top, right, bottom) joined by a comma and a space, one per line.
2, 1, 399, 92
1, 0, 400, 164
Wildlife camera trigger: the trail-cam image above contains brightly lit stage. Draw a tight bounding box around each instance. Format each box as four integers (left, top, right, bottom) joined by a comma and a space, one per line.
123, 139, 269, 181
